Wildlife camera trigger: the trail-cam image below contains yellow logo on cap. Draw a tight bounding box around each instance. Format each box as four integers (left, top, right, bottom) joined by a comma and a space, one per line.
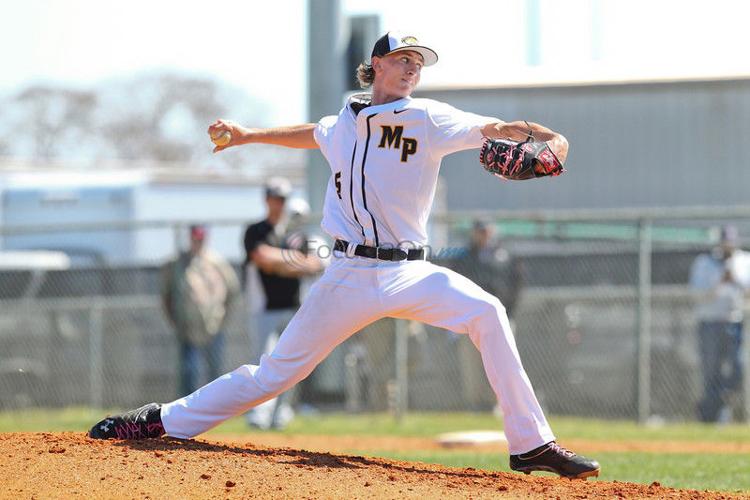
401, 36, 418, 45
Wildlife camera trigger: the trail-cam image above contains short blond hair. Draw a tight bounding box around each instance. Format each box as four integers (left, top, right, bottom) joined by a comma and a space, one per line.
356, 62, 375, 89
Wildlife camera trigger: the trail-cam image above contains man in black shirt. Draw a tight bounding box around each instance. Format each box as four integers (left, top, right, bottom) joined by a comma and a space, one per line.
243, 177, 323, 428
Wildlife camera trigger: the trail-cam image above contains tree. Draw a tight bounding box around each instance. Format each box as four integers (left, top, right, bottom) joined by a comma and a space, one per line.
0, 72, 304, 175
99, 73, 232, 162
6, 86, 97, 160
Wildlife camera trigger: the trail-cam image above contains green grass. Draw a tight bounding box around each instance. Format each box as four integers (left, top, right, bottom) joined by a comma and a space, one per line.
2, 408, 749, 493
548, 417, 750, 443
0, 406, 104, 432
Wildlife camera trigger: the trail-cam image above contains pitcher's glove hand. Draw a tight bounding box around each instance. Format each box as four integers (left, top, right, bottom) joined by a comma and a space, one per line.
479, 137, 565, 181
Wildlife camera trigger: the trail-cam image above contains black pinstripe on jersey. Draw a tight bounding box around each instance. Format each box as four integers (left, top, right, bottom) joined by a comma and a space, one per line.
361, 113, 380, 246
347, 141, 366, 240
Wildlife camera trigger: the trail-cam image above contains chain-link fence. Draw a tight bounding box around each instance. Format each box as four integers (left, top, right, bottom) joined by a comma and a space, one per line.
1, 208, 749, 424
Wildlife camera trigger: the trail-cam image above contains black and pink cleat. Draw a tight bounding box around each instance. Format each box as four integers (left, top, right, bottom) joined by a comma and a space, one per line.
88, 403, 165, 440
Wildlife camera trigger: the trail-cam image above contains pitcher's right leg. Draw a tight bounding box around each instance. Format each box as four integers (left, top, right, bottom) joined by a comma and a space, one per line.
160, 278, 380, 438
90, 256, 383, 441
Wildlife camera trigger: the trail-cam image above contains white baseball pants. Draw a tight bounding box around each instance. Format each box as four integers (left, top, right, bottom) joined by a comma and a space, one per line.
161, 253, 555, 454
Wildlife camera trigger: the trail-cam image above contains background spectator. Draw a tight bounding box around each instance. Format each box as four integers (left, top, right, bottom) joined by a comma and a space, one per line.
243, 178, 324, 429
161, 224, 240, 396
689, 225, 750, 422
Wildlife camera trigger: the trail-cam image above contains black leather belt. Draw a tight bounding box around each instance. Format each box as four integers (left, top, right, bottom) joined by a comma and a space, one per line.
334, 239, 426, 261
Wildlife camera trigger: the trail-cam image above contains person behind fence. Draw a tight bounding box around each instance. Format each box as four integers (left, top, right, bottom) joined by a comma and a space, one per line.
441, 218, 525, 411
161, 224, 240, 397
450, 219, 524, 319
243, 178, 324, 429
689, 225, 750, 423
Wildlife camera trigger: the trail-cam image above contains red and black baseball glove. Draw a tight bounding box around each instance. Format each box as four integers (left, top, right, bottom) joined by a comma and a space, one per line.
479, 137, 565, 181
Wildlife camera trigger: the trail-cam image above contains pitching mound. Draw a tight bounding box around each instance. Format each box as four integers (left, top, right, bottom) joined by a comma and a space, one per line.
0, 433, 740, 499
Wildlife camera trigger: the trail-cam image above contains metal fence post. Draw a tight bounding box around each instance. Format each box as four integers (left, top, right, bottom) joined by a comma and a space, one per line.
744, 316, 750, 423
394, 319, 409, 422
636, 218, 652, 423
88, 300, 104, 410
173, 223, 183, 254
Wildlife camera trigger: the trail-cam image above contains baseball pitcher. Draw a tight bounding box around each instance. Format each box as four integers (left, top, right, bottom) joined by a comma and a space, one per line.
90, 31, 599, 480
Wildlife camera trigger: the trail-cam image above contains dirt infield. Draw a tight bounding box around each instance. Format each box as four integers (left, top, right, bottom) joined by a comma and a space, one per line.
0, 433, 743, 499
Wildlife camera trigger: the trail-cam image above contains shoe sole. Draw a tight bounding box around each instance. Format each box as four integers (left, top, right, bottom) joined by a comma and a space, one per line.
513, 466, 601, 480
570, 467, 600, 480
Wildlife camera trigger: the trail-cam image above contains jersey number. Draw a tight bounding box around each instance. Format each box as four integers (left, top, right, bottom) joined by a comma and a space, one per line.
334, 172, 342, 199
378, 125, 418, 162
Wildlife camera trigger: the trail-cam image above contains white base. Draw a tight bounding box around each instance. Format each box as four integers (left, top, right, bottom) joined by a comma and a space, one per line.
436, 430, 507, 447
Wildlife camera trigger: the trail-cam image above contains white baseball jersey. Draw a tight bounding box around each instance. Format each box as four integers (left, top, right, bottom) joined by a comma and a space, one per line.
314, 94, 496, 247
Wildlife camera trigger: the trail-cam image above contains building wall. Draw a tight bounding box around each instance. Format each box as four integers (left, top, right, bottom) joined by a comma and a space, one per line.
0, 170, 306, 265
419, 78, 750, 211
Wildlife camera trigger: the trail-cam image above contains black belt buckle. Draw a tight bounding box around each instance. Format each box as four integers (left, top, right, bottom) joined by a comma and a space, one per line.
333, 239, 347, 253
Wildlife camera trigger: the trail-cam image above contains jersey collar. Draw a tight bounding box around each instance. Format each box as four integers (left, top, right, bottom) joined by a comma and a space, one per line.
347, 94, 412, 118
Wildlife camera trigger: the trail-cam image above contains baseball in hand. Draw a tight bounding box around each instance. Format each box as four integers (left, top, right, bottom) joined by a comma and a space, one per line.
210, 130, 232, 147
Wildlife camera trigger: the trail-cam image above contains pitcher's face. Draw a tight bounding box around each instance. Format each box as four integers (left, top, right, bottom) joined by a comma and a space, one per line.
372, 50, 424, 99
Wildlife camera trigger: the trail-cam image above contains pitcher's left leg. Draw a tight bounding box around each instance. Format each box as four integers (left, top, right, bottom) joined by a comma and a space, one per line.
384, 261, 552, 454
383, 261, 599, 478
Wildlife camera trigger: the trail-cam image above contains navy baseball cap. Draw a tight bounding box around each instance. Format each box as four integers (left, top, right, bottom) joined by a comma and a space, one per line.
371, 32, 438, 67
